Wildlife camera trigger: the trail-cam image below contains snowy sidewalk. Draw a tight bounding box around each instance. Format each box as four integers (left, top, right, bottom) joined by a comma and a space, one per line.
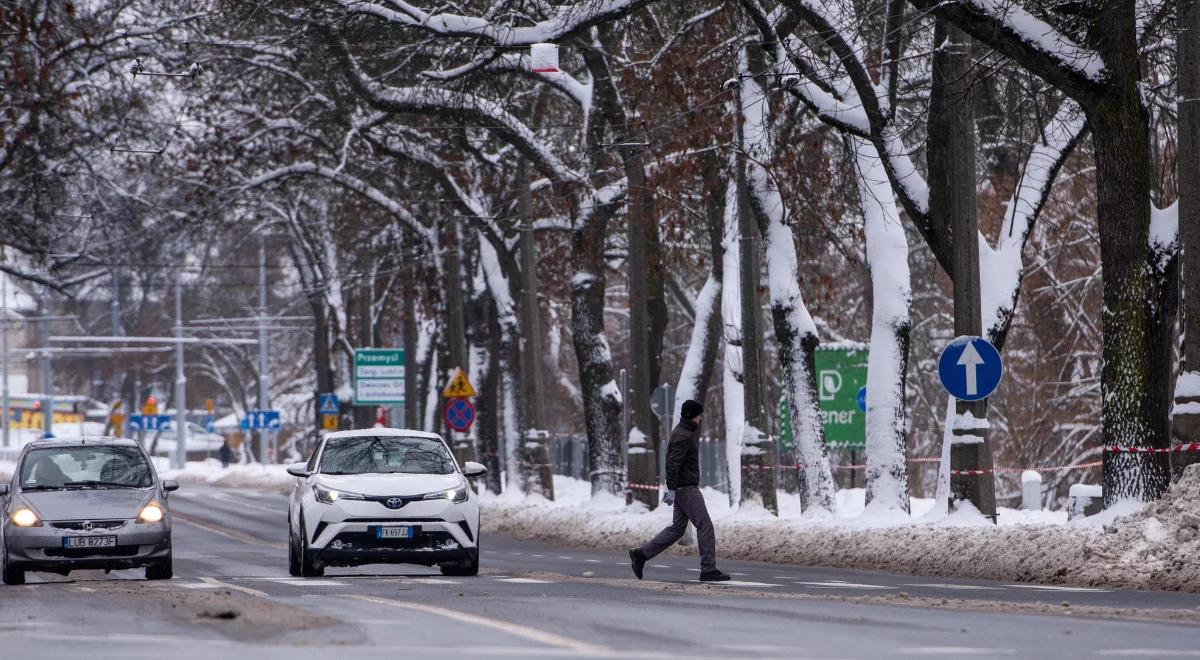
480, 471, 1200, 593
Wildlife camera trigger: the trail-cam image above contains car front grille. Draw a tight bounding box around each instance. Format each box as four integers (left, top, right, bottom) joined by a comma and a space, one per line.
43, 545, 139, 558
50, 520, 127, 531
329, 529, 456, 551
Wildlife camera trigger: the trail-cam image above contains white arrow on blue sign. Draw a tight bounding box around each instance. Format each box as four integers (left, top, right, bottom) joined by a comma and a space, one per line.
938, 335, 1003, 401
244, 409, 281, 430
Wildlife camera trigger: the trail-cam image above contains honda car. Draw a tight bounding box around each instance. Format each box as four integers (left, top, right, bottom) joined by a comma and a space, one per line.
286, 429, 487, 577
1, 437, 178, 585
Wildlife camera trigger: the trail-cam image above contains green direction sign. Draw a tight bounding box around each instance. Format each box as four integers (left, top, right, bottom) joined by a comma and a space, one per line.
354, 348, 405, 405
815, 345, 868, 450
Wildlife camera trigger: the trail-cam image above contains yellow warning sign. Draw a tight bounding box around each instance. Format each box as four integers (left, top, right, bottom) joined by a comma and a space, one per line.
441, 367, 477, 398
321, 414, 339, 431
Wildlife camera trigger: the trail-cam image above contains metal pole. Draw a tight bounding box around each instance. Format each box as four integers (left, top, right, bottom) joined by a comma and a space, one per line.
173, 266, 189, 470
258, 234, 270, 463
1, 274, 8, 447
40, 290, 53, 437
619, 368, 629, 491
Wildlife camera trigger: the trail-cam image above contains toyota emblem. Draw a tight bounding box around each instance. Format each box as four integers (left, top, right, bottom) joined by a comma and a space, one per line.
385, 497, 405, 509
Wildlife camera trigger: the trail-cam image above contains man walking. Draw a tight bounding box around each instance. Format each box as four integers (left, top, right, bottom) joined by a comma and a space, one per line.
629, 399, 730, 582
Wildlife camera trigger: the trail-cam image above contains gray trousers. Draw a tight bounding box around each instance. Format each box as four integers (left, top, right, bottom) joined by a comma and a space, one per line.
639, 486, 716, 572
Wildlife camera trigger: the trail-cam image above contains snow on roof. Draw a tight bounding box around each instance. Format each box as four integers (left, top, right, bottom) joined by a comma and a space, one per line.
324, 428, 443, 440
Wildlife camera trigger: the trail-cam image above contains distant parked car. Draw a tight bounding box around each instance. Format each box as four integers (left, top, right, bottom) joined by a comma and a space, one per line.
286, 429, 487, 577
146, 421, 225, 460
1, 437, 178, 585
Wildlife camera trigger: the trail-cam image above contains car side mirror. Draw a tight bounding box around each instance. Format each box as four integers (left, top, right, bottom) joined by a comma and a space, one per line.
286, 462, 310, 478
162, 480, 179, 492
0, 484, 8, 496
462, 461, 488, 478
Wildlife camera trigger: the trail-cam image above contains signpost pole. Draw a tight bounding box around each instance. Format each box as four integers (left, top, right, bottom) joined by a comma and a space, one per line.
173, 266, 189, 470
1, 274, 8, 447
258, 234, 270, 464
39, 290, 53, 437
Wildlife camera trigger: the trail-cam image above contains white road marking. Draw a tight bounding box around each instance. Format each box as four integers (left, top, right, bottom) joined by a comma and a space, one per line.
509, 551, 525, 556
1004, 584, 1109, 593
650, 564, 670, 569
901, 583, 1000, 591
794, 581, 893, 590
531, 554, 546, 558
348, 595, 610, 654
730, 572, 749, 576
497, 578, 552, 584
177, 582, 220, 590
403, 578, 461, 585
257, 578, 346, 587
198, 576, 268, 598
556, 556, 574, 560
583, 559, 602, 564
720, 580, 780, 588
1097, 650, 1200, 657
899, 647, 1016, 656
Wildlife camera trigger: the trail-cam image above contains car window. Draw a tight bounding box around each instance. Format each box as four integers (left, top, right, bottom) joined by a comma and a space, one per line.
19, 446, 154, 489
319, 436, 455, 475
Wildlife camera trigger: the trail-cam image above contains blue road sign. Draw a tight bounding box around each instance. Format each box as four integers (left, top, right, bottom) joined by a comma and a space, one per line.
938, 335, 1003, 401
127, 414, 173, 432
204, 415, 215, 434
244, 409, 281, 430
318, 393, 339, 415
444, 398, 476, 433
856, 386, 867, 413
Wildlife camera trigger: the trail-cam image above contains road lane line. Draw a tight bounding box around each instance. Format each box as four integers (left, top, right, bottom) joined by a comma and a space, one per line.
899, 647, 1016, 656
584, 559, 602, 564
1004, 584, 1109, 592
348, 595, 610, 654
497, 577, 553, 584
719, 580, 780, 588
172, 512, 286, 549
901, 583, 1000, 591
794, 581, 893, 590
198, 576, 269, 598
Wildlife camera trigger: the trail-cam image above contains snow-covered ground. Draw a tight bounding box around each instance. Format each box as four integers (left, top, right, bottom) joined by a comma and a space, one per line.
154, 458, 295, 494
480, 469, 1200, 592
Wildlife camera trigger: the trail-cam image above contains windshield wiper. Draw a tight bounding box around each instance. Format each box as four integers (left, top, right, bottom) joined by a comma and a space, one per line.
63, 480, 141, 489
20, 484, 65, 491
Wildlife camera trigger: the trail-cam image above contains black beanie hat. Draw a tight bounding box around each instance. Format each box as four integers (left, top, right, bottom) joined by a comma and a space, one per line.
680, 399, 704, 420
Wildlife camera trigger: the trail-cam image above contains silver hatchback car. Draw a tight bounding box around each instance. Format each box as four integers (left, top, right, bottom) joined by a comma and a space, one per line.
0, 437, 178, 585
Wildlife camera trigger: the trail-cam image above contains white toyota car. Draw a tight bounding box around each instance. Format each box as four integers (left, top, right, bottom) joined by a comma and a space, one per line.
286, 429, 487, 577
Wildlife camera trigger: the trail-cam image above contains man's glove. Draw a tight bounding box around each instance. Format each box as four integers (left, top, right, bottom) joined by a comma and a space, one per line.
663, 489, 676, 506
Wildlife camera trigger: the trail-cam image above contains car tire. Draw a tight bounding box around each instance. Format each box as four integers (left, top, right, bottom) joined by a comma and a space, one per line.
299, 518, 324, 578
440, 548, 479, 577
145, 552, 173, 580
288, 521, 302, 577
1, 550, 24, 586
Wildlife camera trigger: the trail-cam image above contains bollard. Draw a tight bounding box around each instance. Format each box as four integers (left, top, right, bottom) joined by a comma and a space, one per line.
1020, 470, 1042, 510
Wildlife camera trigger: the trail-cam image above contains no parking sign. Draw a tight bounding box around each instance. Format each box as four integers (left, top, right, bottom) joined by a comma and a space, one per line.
444, 397, 476, 433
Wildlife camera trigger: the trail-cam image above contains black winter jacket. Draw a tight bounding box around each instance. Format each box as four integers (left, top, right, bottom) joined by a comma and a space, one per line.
665, 418, 701, 490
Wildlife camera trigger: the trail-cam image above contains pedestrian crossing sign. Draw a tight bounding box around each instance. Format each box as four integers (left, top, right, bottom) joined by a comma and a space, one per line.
441, 367, 476, 398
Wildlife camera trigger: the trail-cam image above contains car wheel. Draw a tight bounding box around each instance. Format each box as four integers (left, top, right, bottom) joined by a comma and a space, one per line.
1, 549, 24, 586
145, 551, 173, 580
288, 521, 302, 577
299, 518, 323, 578
440, 548, 479, 577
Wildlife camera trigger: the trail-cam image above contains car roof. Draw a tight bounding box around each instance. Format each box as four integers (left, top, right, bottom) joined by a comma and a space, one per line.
20, 436, 141, 451
323, 428, 444, 441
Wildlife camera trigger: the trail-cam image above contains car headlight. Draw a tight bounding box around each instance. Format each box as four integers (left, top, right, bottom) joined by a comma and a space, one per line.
11, 507, 41, 527
313, 484, 365, 504
424, 485, 469, 504
137, 503, 165, 524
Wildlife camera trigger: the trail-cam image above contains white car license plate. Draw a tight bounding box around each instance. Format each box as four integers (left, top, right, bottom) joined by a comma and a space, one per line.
376, 526, 412, 539
62, 535, 117, 549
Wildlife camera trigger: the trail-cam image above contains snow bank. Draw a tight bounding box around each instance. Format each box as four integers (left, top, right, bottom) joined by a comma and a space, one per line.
481, 471, 1200, 592
155, 459, 296, 494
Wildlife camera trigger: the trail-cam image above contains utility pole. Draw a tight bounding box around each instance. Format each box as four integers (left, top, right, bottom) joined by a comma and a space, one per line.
444, 221, 471, 462
733, 52, 777, 514
39, 289, 53, 437
930, 21, 997, 520
623, 141, 658, 509
1, 274, 9, 447
518, 163, 546, 431
258, 234, 270, 462
173, 265, 189, 470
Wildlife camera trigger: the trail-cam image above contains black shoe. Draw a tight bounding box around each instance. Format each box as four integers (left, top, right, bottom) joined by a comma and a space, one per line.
699, 569, 731, 582
629, 549, 647, 580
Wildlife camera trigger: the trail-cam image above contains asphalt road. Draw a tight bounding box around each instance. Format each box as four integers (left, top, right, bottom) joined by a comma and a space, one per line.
3, 485, 1200, 659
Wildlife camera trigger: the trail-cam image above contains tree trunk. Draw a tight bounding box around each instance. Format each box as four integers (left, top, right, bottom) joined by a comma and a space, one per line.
853, 138, 912, 514
571, 203, 625, 497
311, 293, 334, 434
720, 177, 746, 507
623, 146, 659, 508
1174, 0, 1200, 478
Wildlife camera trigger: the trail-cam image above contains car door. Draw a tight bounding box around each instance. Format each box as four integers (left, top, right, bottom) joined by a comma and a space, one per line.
290, 437, 325, 531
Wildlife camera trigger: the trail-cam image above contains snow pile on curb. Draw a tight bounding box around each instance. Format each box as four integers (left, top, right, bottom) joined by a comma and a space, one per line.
155, 459, 295, 494
480, 473, 1200, 592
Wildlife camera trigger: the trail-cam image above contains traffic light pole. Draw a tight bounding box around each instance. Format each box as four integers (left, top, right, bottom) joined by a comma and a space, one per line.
173, 266, 189, 470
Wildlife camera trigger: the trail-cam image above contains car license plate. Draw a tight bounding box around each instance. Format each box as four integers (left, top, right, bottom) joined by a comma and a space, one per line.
62, 535, 117, 549
376, 526, 412, 539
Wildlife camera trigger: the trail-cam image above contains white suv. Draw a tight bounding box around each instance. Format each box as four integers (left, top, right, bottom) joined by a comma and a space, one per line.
286, 429, 487, 577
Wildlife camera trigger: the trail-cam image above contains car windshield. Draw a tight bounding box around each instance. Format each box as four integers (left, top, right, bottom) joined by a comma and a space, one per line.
19, 446, 154, 490
318, 436, 455, 476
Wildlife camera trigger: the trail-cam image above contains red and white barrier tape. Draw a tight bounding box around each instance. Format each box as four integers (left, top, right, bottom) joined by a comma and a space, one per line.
628, 482, 661, 491
1104, 443, 1200, 454
742, 459, 1105, 476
